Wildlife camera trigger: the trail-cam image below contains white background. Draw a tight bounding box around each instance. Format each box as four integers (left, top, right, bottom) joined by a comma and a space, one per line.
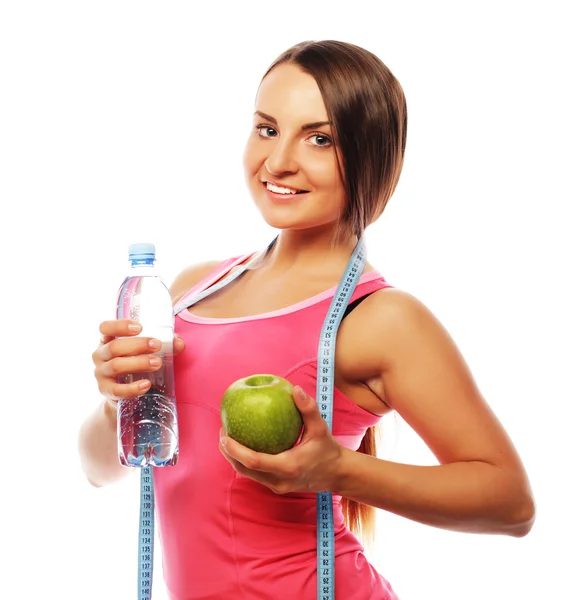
1, 1, 559, 598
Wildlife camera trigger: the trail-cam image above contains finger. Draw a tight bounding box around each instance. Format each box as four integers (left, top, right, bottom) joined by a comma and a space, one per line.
293, 386, 328, 439
218, 437, 249, 472
218, 441, 275, 485
218, 439, 238, 468
100, 377, 152, 402
99, 320, 143, 344
172, 334, 185, 355
219, 439, 259, 479
97, 336, 161, 362
220, 434, 284, 473
98, 354, 162, 379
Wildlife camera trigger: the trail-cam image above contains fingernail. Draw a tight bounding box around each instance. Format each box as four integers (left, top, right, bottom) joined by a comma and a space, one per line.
129, 324, 142, 333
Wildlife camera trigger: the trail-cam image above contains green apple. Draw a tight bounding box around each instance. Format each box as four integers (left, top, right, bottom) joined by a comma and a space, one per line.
220, 374, 303, 454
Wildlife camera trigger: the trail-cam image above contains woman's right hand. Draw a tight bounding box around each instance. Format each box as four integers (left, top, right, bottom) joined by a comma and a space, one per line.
92, 319, 185, 405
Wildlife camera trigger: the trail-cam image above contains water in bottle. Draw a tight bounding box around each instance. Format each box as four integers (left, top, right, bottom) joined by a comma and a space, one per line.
116, 243, 179, 468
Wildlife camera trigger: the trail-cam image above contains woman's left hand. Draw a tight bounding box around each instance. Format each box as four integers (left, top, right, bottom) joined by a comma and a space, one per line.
219, 385, 344, 495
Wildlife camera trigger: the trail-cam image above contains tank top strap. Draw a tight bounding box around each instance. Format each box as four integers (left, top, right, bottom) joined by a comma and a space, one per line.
173, 252, 254, 310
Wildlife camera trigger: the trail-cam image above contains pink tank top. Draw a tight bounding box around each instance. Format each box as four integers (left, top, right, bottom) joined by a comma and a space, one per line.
152, 250, 399, 600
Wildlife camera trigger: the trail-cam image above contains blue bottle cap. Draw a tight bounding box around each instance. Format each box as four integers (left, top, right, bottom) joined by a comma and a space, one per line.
128, 243, 156, 261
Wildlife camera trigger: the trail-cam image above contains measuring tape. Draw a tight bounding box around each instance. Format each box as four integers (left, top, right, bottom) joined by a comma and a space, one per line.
134, 234, 366, 600
138, 466, 154, 598
314, 236, 366, 599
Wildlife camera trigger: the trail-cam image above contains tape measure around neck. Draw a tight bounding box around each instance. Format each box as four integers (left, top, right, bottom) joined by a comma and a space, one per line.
136, 235, 366, 600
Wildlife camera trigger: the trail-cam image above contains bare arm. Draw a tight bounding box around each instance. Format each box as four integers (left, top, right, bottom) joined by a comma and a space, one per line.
78, 398, 132, 487
78, 260, 223, 488
334, 289, 536, 537
219, 287, 536, 538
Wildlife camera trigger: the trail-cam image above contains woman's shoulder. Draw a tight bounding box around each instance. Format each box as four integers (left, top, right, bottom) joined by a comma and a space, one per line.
342, 285, 473, 404
348, 287, 440, 362
169, 249, 257, 304
336, 286, 413, 381
169, 259, 226, 304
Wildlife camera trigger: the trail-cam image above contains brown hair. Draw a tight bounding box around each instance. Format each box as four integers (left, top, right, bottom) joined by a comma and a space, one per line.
262, 40, 407, 545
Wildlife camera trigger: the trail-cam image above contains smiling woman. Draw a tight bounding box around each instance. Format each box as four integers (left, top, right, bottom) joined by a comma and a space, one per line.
80, 39, 535, 600
246, 42, 406, 250
243, 48, 406, 249
244, 64, 347, 232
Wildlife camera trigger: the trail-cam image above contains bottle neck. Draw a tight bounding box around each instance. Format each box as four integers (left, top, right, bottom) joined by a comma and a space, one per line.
129, 259, 159, 278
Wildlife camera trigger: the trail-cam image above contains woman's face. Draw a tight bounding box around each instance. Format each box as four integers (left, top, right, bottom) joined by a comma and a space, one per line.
243, 63, 347, 233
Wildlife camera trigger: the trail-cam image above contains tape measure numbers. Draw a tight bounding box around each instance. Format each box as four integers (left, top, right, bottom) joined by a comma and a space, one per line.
138, 466, 154, 598
136, 235, 366, 600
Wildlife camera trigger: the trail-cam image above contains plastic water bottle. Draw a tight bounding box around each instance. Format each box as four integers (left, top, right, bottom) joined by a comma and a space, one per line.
116, 243, 179, 468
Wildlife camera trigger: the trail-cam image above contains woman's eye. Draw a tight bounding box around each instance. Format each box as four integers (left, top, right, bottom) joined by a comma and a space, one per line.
308, 134, 332, 148
256, 125, 277, 138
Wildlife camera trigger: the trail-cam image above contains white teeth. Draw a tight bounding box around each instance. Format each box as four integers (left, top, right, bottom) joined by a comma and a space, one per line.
266, 182, 299, 195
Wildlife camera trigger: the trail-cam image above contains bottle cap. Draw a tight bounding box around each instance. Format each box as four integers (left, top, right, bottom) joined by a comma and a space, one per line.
128, 243, 156, 261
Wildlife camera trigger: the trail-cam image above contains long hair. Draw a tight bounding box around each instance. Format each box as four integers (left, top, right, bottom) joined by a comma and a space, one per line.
262, 40, 407, 545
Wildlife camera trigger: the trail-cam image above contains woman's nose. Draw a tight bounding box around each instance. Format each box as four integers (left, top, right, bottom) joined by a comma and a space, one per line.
264, 140, 298, 176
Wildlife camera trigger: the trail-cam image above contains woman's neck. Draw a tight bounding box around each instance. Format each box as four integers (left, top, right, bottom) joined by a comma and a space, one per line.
256, 228, 360, 278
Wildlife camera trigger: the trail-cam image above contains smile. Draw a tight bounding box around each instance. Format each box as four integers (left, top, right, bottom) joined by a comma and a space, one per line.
264, 181, 308, 195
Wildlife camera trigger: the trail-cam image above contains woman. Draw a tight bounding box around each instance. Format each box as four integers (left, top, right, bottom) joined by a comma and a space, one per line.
81, 40, 535, 599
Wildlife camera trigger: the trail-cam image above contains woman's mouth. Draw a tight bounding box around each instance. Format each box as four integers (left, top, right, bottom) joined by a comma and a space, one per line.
263, 181, 309, 201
